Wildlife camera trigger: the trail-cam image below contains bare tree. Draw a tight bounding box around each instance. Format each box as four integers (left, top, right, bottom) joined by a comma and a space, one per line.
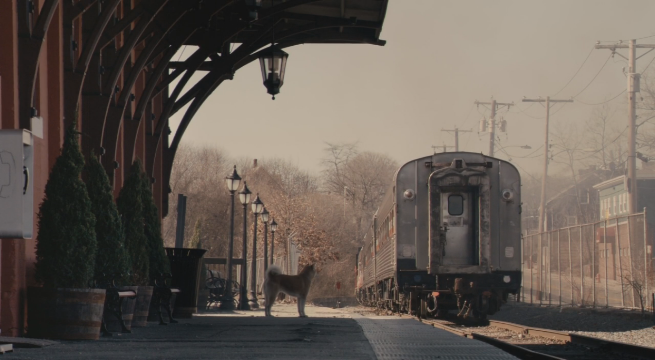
321, 142, 398, 241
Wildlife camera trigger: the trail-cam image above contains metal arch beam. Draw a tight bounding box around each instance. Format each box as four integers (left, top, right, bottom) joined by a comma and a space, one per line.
18, 0, 60, 129
63, 0, 120, 128
169, 19, 381, 117
95, 0, 172, 177
102, 0, 233, 179
162, 30, 383, 190
64, 0, 97, 23
257, 0, 322, 19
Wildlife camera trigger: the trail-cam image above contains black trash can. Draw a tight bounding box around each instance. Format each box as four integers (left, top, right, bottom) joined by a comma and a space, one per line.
165, 248, 207, 318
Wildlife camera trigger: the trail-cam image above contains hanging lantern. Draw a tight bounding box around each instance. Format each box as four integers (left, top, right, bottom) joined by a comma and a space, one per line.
258, 44, 289, 100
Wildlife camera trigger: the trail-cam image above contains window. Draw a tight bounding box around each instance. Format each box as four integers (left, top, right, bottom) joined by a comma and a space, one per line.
448, 195, 464, 216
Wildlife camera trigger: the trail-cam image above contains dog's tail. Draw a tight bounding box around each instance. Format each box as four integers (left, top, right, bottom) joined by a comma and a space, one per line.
266, 265, 283, 280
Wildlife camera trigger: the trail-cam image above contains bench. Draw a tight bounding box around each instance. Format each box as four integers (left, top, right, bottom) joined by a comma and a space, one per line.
151, 273, 180, 325
205, 271, 239, 309
96, 275, 137, 337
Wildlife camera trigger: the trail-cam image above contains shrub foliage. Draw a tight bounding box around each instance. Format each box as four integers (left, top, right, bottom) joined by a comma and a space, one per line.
140, 165, 170, 280
117, 161, 149, 285
35, 124, 97, 288
85, 153, 130, 284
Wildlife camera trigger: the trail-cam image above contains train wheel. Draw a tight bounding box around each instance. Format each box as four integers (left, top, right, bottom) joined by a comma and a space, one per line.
419, 299, 428, 319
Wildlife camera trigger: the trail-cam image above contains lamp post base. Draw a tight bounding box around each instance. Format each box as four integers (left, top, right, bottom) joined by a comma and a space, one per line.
248, 291, 260, 309
237, 299, 251, 311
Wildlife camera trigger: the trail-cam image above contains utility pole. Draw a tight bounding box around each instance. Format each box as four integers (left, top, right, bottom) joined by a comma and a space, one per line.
475, 99, 514, 156
441, 128, 473, 151
522, 97, 573, 234
596, 40, 655, 214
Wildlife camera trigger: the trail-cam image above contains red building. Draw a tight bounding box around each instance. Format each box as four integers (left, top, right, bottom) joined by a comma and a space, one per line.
0, 0, 388, 336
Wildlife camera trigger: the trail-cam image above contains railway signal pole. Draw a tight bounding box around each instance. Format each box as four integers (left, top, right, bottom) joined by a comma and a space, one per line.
441, 128, 472, 151
595, 40, 655, 214
475, 99, 514, 156
522, 97, 573, 234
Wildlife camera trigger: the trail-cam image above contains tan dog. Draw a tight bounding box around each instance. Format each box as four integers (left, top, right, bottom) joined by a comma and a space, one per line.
264, 264, 316, 317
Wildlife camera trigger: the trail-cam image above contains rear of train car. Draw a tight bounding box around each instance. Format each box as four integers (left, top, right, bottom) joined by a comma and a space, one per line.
355, 152, 522, 319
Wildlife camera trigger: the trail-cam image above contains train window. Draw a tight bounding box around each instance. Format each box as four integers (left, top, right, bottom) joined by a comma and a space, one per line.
448, 195, 464, 215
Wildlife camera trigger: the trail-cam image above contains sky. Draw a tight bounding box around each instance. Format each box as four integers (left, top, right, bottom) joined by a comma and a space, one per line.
169, 0, 655, 178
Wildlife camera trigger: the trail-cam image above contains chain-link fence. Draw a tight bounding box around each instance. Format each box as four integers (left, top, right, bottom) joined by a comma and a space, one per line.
522, 211, 654, 311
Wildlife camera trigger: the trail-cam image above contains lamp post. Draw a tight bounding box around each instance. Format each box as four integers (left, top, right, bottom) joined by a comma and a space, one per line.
249, 194, 265, 308
237, 182, 252, 310
261, 208, 270, 272
258, 44, 289, 100
221, 166, 241, 310
270, 218, 277, 266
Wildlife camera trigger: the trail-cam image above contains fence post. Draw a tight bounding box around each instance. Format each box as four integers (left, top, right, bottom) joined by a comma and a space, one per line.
628, 215, 636, 308
604, 219, 609, 308
617, 217, 624, 307
521, 233, 524, 303
548, 231, 552, 306
580, 227, 584, 307
593, 223, 596, 308
568, 227, 573, 306
558, 229, 561, 306
530, 233, 534, 304
644, 208, 648, 303
539, 232, 543, 304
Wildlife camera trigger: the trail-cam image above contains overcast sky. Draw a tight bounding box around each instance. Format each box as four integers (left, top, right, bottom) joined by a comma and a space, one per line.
169, 0, 655, 178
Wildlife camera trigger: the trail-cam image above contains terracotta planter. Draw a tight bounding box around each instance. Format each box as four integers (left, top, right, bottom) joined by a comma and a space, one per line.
104, 286, 138, 332
27, 287, 106, 340
131, 286, 153, 327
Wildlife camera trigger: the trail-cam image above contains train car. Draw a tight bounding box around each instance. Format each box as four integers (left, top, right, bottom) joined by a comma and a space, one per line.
355, 152, 521, 320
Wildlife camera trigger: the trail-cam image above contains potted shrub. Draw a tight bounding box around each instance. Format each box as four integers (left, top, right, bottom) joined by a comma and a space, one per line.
139, 165, 176, 322
28, 123, 105, 340
117, 160, 151, 327
140, 165, 170, 282
84, 153, 136, 332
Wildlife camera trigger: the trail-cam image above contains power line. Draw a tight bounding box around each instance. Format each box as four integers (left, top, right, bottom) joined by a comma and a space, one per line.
575, 90, 626, 106
552, 46, 596, 97
571, 53, 612, 99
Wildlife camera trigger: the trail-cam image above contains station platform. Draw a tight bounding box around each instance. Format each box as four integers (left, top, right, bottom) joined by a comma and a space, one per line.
6, 304, 516, 359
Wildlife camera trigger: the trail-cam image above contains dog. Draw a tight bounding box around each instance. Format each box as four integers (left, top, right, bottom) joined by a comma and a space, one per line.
264, 264, 316, 317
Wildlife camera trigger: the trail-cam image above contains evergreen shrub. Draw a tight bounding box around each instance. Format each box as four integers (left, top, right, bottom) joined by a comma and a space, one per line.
35, 124, 97, 288
117, 160, 149, 285
140, 163, 170, 280
84, 153, 130, 285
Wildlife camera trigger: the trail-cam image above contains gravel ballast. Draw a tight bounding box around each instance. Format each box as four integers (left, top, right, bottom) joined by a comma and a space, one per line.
489, 300, 655, 349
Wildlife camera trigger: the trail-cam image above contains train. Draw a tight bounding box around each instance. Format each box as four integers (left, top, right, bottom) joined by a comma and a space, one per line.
355, 152, 521, 320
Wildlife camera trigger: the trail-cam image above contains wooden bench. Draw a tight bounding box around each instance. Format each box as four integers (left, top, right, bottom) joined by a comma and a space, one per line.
96, 275, 137, 337
151, 273, 180, 325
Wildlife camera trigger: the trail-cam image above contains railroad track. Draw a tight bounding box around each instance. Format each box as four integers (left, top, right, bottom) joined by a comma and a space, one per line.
407, 314, 655, 360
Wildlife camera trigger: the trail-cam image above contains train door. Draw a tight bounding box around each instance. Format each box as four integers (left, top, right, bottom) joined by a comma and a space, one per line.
440, 190, 477, 265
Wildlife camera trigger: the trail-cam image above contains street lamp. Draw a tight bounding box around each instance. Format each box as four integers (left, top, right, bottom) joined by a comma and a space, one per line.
270, 218, 278, 266
221, 166, 241, 310
249, 194, 265, 308
258, 44, 288, 100
261, 207, 270, 272
237, 182, 252, 310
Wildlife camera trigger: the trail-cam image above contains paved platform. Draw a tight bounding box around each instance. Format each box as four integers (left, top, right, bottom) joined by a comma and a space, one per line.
4, 304, 516, 359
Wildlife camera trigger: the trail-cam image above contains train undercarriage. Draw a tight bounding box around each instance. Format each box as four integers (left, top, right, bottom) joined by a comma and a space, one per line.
356, 272, 520, 321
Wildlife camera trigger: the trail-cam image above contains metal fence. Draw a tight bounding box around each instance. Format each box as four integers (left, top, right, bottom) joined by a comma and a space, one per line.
522, 211, 654, 310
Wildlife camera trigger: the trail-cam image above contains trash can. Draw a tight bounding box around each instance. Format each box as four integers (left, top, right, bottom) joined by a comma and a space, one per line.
165, 247, 207, 318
